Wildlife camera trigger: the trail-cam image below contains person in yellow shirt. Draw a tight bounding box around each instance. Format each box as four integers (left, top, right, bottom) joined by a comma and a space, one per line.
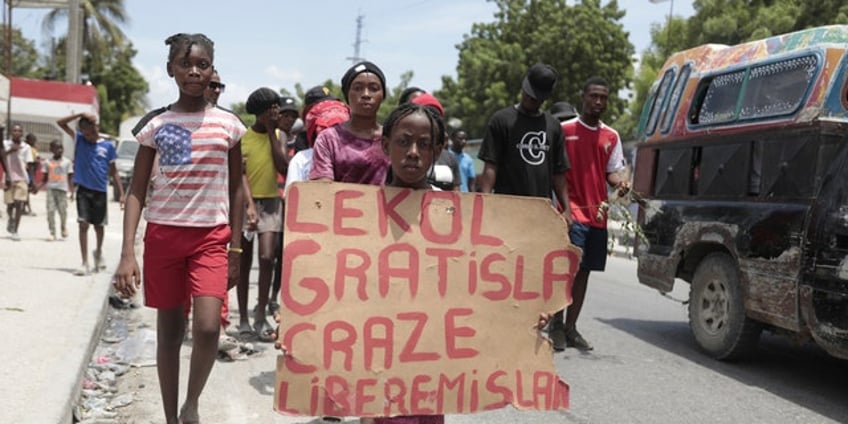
238, 87, 288, 341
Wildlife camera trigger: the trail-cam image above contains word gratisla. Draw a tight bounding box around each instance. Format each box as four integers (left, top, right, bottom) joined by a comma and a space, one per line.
282, 185, 576, 315
277, 369, 569, 416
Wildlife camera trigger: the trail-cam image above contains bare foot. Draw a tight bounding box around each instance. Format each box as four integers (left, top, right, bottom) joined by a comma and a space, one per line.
178, 402, 199, 424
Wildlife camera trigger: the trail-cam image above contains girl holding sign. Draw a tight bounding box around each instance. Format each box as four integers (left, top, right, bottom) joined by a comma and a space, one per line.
363, 101, 448, 423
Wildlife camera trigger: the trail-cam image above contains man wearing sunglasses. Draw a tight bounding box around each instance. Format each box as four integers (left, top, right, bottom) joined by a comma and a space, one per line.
205, 70, 226, 106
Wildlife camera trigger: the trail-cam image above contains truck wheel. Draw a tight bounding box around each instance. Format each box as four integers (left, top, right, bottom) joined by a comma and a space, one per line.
688, 253, 761, 360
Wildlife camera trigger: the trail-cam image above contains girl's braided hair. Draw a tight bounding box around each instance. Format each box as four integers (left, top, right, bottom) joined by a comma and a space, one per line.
165, 33, 214, 63
382, 103, 446, 149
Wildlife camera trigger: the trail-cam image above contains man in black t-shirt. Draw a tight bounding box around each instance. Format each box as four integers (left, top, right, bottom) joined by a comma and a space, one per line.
478, 63, 574, 352
478, 63, 572, 217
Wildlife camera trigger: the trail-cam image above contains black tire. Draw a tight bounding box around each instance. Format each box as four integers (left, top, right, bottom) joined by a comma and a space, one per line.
688, 253, 762, 360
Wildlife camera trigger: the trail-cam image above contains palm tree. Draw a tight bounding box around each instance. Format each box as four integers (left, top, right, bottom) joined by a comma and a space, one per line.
42, 0, 129, 72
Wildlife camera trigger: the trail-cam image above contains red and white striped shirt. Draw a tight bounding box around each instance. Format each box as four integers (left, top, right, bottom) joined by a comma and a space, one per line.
134, 107, 246, 227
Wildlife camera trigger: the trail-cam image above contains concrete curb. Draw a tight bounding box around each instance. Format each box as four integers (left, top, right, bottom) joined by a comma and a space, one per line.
60, 270, 115, 423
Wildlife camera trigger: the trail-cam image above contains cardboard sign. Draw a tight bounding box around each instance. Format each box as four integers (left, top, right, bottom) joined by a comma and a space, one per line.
275, 181, 580, 417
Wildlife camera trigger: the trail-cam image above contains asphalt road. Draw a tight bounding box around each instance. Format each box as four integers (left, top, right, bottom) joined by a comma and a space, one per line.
111, 256, 848, 423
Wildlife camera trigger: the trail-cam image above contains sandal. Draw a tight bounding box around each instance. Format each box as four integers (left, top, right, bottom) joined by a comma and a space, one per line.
218, 335, 239, 351
253, 320, 276, 343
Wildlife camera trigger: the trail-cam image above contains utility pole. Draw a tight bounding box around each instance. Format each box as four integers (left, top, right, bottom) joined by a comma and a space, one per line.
5, 0, 12, 128
66, 0, 82, 83
346, 12, 365, 64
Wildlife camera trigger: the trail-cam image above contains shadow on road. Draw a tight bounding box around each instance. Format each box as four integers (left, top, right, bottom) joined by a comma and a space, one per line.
599, 317, 848, 423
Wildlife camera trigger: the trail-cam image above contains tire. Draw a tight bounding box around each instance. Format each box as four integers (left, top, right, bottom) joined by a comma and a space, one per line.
688, 253, 762, 360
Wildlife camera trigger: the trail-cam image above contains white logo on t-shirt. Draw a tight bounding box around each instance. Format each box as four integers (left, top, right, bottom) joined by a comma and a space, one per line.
516, 131, 549, 165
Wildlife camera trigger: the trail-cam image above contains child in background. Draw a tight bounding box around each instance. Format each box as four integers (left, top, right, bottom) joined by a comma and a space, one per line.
238, 87, 287, 341
284, 99, 350, 191
3, 124, 32, 240
309, 60, 389, 185
113, 33, 246, 424
36, 140, 73, 240
23, 132, 39, 216
57, 112, 123, 276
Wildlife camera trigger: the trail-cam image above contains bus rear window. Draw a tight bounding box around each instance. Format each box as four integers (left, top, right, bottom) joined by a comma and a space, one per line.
739, 55, 817, 119
691, 55, 818, 126
697, 70, 745, 125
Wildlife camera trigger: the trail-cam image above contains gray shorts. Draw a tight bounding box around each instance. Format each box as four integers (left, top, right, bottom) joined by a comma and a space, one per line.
248, 197, 282, 234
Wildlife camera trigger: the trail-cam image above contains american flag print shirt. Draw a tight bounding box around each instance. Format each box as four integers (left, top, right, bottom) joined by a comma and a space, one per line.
134, 107, 246, 227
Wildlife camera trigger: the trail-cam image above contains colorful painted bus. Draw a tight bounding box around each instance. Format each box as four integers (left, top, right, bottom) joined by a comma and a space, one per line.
632, 26, 848, 360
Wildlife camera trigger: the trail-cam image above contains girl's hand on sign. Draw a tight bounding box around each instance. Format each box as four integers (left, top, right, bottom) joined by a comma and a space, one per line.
272, 312, 289, 354
537, 313, 552, 330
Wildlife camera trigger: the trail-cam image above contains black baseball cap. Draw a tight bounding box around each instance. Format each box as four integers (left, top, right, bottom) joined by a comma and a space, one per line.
522, 63, 558, 101
304, 85, 335, 108
550, 101, 578, 120
279, 96, 298, 113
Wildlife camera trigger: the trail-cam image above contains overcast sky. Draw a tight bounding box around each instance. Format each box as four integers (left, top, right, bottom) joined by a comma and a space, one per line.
10, 0, 694, 109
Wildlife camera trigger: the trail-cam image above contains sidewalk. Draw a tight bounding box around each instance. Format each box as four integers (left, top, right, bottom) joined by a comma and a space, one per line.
0, 194, 123, 423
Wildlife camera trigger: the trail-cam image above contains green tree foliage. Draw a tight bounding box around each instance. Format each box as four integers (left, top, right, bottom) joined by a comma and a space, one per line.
0, 27, 42, 77
435, 0, 634, 138
41, 0, 146, 135
95, 45, 148, 134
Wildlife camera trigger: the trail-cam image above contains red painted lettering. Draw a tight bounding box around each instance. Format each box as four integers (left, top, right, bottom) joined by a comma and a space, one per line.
324, 375, 351, 416
425, 248, 463, 297
553, 379, 570, 410
397, 312, 440, 362
363, 317, 394, 370
410, 374, 435, 415
281, 239, 329, 315
470, 370, 479, 412
310, 376, 319, 416
282, 322, 317, 373
285, 185, 328, 233
355, 378, 378, 416
333, 189, 367, 236
533, 371, 555, 410
471, 195, 503, 246
437, 372, 465, 414
378, 188, 411, 237
323, 321, 357, 371
480, 253, 511, 301
419, 191, 462, 244
483, 370, 511, 410
543, 249, 577, 302
276, 381, 300, 414
378, 243, 419, 298
445, 308, 479, 359
512, 255, 539, 300
468, 252, 478, 295
514, 369, 534, 408
334, 248, 371, 301
383, 377, 409, 416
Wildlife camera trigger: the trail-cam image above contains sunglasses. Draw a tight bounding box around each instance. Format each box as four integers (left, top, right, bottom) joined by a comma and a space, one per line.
208, 81, 226, 91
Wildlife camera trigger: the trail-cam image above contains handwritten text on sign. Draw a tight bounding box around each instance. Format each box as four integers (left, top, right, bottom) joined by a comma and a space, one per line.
275, 182, 580, 417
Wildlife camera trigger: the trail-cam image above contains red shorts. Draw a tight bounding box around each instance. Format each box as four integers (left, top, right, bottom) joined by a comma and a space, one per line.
143, 223, 231, 309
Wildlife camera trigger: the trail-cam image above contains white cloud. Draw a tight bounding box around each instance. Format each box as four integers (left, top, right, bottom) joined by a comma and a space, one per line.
263, 65, 304, 86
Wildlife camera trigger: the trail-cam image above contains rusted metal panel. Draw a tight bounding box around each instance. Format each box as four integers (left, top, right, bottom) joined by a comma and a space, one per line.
800, 285, 848, 359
